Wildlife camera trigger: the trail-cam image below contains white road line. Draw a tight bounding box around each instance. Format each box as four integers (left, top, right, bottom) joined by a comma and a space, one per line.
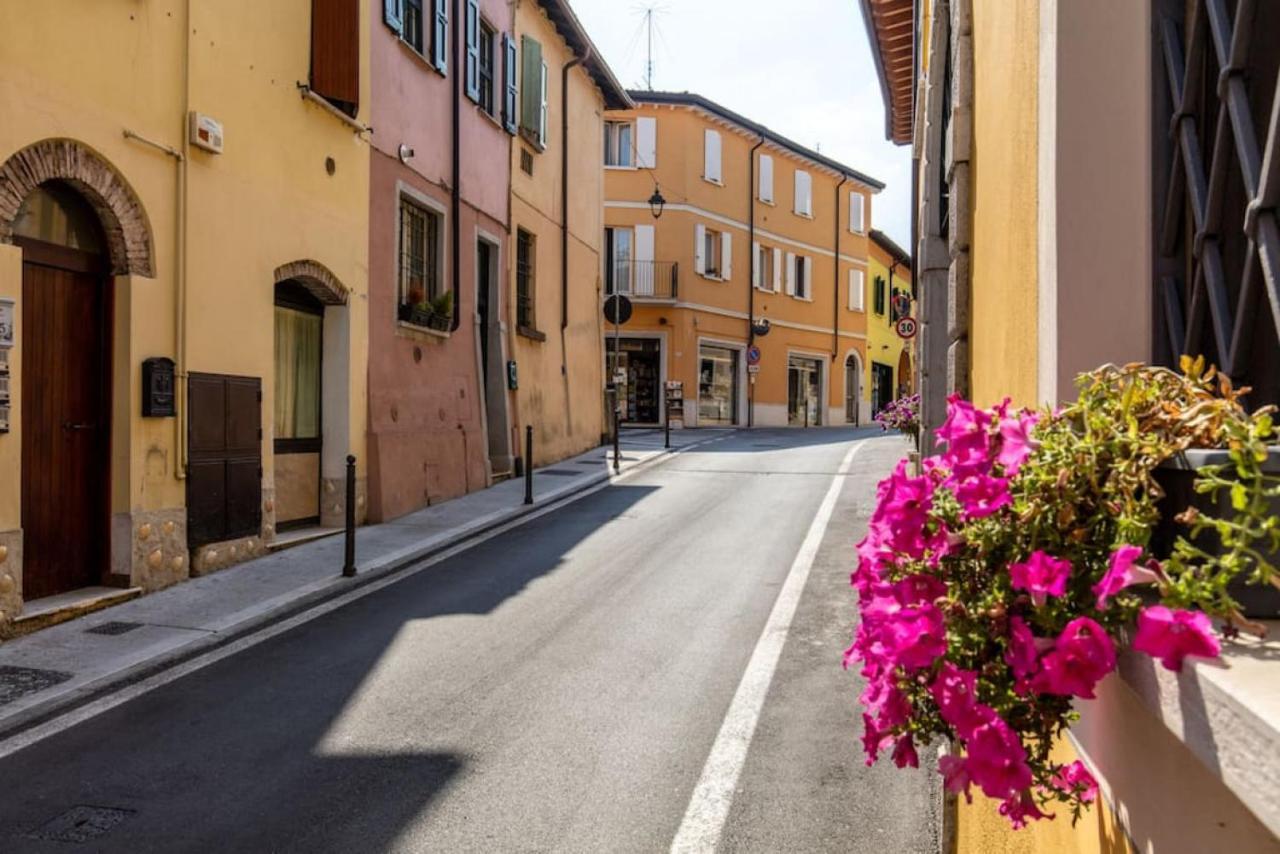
670, 439, 867, 854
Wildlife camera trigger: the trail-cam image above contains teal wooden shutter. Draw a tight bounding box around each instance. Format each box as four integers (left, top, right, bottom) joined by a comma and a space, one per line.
502, 34, 518, 134
520, 36, 542, 138
383, 0, 403, 33
432, 0, 448, 74
464, 0, 480, 101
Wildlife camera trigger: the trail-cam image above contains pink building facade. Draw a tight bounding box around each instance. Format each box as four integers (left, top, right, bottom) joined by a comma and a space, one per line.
367, 0, 518, 521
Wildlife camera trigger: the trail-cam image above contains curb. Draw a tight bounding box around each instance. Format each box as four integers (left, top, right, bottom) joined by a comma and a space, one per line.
0, 433, 726, 743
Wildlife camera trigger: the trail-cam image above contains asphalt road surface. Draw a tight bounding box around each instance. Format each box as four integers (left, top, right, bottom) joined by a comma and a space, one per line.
0, 428, 938, 853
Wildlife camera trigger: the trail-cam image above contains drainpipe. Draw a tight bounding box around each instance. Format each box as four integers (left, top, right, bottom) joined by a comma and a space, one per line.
832, 174, 848, 364
561, 50, 587, 340
175, 0, 192, 479
450, 0, 462, 332
746, 134, 764, 428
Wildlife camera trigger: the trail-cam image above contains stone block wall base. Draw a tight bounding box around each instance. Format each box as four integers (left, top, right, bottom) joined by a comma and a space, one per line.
191, 533, 268, 577
0, 529, 22, 626
126, 508, 189, 593
319, 476, 367, 529
261, 487, 277, 545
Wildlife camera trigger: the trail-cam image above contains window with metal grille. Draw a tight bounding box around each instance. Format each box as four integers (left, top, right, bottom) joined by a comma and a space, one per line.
517, 228, 536, 331
478, 20, 495, 115
399, 197, 442, 316
404, 0, 425, 53
1153, 0, 1280, 408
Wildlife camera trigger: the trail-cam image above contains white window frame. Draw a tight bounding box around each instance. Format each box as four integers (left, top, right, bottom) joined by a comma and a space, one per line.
794, 169, 813, 217
758, 153, 774, 203
604, 120, 635, 168
538, 59, 549, 147
793, 254, 812, 300
703, 129, 722, 185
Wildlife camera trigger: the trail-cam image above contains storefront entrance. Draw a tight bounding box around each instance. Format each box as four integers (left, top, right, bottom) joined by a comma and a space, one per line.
274, 281, 324, 530
607, 337, 661, 424
14, 183, 111, 599
845, 354, 861, 424
871, 362, 894, 416
697, 345, 738, 426
787, 355, 822, 427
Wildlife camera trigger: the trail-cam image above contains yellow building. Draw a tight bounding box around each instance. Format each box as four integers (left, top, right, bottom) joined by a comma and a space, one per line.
508, 0, 630, 465
603, 92, 883, 428
866, 229, 915, 414
0, 0, 370, 625
862, 0, 1280, 852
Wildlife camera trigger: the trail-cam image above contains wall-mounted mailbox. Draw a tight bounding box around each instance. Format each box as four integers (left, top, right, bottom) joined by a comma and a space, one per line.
142, 357, 176, 417
506, 360, 518, 390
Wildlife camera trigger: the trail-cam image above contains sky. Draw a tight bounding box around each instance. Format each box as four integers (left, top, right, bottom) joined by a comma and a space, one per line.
571, 0, 912, 248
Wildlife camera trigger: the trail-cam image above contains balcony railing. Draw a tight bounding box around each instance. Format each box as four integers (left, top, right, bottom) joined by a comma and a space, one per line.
605, 260, 678, 300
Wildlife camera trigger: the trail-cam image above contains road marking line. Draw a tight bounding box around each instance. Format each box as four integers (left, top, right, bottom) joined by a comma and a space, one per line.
670, 439, 866, 854
0, 432, 728, 758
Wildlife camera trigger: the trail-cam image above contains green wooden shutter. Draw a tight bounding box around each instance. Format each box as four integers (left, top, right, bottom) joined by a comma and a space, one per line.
464, 0, 480, 101
502, 34, 518, 134
520, 36, 542, 139
383, 0, 403, 33
432, 0, 448, 74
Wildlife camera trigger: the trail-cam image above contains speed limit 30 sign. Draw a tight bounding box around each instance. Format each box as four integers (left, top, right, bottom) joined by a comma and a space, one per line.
896, 316, 918, 339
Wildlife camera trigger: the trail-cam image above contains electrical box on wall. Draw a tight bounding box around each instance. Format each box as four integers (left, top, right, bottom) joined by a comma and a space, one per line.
506, 360, 518, 390
142, 357, 176, 417
189, 112, 224, 154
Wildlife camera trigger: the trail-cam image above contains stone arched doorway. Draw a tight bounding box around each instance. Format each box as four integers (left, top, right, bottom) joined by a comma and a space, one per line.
844, 351, 862, 424
897, 350, 913, 396
0, 140, 154, 606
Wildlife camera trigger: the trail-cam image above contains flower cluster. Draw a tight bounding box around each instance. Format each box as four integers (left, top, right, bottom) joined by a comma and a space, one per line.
874, 393, 920, 440
846, 362, 1275, 829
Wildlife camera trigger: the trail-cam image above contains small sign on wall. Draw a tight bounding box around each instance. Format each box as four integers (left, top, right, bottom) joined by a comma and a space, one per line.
0, 299, 13, 348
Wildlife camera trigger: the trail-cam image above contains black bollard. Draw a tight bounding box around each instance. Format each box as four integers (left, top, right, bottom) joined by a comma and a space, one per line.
342, 454, 357, 577
524, 425, 534, 505
612, 399, 621, 474
664, 390, 671, 449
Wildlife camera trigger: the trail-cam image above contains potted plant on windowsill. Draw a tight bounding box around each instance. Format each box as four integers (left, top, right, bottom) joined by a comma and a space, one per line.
398, 291, 454, 333
848, 360, 1278, 828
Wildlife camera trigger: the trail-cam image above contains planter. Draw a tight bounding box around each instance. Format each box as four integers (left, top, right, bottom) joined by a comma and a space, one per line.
1152, 446, 1280, 619
397, 303, 450, 332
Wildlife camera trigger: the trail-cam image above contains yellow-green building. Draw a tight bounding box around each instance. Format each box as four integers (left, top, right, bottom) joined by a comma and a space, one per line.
862, 0, 1280, 852
866, 229, 915, 414
0, 0, 370, 626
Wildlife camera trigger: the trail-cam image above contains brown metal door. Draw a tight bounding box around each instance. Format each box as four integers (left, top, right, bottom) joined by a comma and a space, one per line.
20, 258, 110, 599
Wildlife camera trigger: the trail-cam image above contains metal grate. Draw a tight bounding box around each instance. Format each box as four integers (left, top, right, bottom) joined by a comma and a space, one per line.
85, 621, 143, 636
29, 806, 135, 843
1155, 0, 1280, 406
0, 665, 73, 707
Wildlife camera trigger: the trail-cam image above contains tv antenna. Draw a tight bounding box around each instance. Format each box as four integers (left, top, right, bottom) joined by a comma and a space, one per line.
630, 5, 667, 91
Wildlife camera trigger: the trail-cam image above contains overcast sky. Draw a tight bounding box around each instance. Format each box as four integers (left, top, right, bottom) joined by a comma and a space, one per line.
572, 0, 912, 247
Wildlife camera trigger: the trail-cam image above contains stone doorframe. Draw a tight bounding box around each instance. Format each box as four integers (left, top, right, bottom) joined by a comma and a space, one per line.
0, 138, 155, 276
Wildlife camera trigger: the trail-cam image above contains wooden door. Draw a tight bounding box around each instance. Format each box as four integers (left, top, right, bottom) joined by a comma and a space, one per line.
20, 255, 110, 599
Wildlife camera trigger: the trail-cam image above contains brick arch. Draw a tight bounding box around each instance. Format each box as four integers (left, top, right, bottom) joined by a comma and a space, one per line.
0, 138, 155, 277
273, 259, 349, 306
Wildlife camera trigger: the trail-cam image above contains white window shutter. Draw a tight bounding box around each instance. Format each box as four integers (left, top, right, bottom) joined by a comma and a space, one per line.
634, 224, 655, 263
634, 224, 655, 295
721, 232, 732, 281
785, 252, 796, 295
751, 241, 761, 288
849, 192, 864, 233
636, 117, 657, 168
772, 247, 783, 292
694, 223, 706, 275
803, 256, 813, 297
759, 154, 773, 202
850, 269, 865, 310
704, 130, 721, 182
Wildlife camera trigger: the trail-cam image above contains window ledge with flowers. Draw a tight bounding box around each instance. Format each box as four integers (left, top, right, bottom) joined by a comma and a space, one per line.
852, 360, 1280, 834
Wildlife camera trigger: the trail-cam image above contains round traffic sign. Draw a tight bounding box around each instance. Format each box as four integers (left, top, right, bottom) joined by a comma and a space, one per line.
746, 345, 761, 365
603, 294, 633, 325
896, 316, 918, 339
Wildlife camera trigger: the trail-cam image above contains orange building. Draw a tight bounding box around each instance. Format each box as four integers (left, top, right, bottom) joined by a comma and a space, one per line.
602, 92, 883, 428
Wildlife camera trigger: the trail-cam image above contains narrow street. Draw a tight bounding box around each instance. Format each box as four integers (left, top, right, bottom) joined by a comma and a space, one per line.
0, 429, 937, 853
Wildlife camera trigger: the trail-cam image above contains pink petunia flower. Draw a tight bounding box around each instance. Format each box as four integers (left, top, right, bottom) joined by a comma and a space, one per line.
891, 735, 919, 769
938, 754, 974, 803
936, 395, 994, 478
953, 473, 1013, 519
1050, 760, 1098, 804
1131, 605, 1221, 671
1092, 545, 1159, 610
885, 604, 949, 670
1008, 551, 1073, 607
999, 790, 1054, 829
1030, 617, 1116, 699
892, 573, 948, 606
1004, 616, 1042, 681
964, 714, 1034, 799
995, 411, 1040, 475
930, 663, 989, 738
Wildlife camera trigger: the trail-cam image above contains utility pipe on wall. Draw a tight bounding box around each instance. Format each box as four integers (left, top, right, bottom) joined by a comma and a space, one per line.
746, 135, 764, 428
450, 0, 463, 332
176, 0, 192, 480
832, 174, 848, 364
561, 50, 587, 335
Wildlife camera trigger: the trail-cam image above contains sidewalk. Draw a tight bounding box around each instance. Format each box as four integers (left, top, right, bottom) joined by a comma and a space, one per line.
0, 428, 732, 740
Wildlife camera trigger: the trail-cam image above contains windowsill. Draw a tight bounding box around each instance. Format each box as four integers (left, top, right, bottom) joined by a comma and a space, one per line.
758, 198, 775, 206
396, 320, 451, 341
1113, 622, 1280, 837
848, 307, 866, 313
605, 164, 639, 171
474, 101, 502, 129
397, 37, 446, 78
850, 228, 867, 236
519, 131, 546, 153
702, 177, 724, 186
794, 211, 814, 220
517, 324, 546, 342
792, 294, 814, 303
699, 271, 725, 282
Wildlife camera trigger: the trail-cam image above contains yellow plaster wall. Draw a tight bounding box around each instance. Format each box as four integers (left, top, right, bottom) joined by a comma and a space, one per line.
967, 0, 1040, 409
866, 240, 915, 402
509, 0, 606, 464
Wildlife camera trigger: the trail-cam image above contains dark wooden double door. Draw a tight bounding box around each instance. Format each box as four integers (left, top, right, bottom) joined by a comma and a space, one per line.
20, 244, 111, 600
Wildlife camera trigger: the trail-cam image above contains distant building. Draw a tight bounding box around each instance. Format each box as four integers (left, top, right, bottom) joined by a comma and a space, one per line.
866, 229, 915, 415
603, 91, 883, 429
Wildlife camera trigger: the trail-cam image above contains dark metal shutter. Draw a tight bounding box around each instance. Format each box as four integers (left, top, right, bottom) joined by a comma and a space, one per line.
187, 373, 262, 548
311, 0, 360, 117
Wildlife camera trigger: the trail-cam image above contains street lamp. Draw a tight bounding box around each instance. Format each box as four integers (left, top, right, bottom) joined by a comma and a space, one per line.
648, 186, 667, 219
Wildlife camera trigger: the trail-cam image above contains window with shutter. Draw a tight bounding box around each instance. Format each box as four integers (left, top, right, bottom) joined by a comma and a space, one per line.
794, 170, 812, 217
538, 60, 548, 146
187, 373, 262, 548
785, 252, 797, 295
502, 34, 518, 134
694, 223, 706, 275
849, 192, 865, 233
404, 0, 425, 53
759, 154, 774, 203
703, 130, 722, 184
720, 233, 732, 281
752, 241, 762, 289
384, 0, 404, 33
874, 275, 886, 315
604, 122, 634, 167
477, 20, 495, 115
849, 269, 865, 311
465, 0, 480, 102
310, 0, 360, 117
635, 117, 657, 168
520, 36, 543, 144
432, 0, 448, 73
772, 247, 782, 292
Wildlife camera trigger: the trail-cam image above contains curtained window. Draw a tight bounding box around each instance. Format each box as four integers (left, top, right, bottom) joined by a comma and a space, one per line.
274, 304, 322, 442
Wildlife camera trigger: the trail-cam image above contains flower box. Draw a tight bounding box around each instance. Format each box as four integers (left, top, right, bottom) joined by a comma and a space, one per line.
1152, 446, 1280, 619
397, 303, 450, 332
